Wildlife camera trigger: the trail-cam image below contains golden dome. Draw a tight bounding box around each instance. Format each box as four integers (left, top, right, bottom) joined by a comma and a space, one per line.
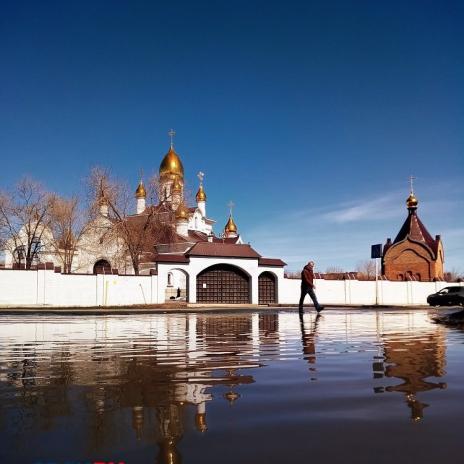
159, 147, 184, 178
196, 184, 207, 202
406, 192, 418, 209
224, 215, 237, 233
135, 180, 146, 198
175, 203, 189, 220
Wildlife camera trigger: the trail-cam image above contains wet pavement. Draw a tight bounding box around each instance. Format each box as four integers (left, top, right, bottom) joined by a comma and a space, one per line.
0, 308, 463, 463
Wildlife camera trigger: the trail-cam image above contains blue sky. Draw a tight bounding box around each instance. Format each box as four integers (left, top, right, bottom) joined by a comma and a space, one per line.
1, 1, 463, 272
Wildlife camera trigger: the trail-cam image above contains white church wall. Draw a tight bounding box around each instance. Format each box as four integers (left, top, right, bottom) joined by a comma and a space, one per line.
0, 270, 158, 307
0, 270, 37, 305
278, 277, 461, 306
0, 268, 461, 308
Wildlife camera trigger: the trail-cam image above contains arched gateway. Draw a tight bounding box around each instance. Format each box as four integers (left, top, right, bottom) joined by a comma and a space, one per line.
258, 271, 277, 304
93, 259, 111, 274
196, 264, 250, 304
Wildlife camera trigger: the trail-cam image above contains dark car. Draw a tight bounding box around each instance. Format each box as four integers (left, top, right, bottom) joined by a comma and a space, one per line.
427, 286, 464, 307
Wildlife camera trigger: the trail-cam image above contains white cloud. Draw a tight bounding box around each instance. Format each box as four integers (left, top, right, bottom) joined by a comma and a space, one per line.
246, 186, 464, 272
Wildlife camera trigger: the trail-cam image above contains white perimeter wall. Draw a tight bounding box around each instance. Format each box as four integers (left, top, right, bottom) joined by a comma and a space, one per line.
0, 270, 155, 307
0, 269, 461, 307
279, 278, 463, 306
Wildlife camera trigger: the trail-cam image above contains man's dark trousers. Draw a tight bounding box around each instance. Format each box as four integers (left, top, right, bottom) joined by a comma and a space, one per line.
299, 284, 322, 311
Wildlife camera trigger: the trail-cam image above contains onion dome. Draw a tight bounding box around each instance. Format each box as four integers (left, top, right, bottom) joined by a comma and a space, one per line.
172, 175, 182, 193
135, 180, 146, 198
159, 146, 184, 179
196, 184, 207, 202
175, 202, 189, 221
406, 192, 418, 210
224, 215, 237, 234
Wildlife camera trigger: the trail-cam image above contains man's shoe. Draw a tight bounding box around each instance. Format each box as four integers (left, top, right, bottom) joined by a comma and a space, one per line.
317, 306, 325, 313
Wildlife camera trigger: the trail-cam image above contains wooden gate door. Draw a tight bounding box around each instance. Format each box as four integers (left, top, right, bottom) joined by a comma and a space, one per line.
197, 264, 250, 304
258, 272, 276, 304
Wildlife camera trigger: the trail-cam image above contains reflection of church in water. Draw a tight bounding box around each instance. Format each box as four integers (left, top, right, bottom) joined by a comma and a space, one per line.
2, 312, 280, 463
373, 327, 447, 421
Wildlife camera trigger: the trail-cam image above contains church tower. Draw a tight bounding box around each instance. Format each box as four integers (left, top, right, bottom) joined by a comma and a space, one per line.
223, 202, 239, 239
159, 129, 184, 210
382, 182, 444, 281
135, 178, 146, 214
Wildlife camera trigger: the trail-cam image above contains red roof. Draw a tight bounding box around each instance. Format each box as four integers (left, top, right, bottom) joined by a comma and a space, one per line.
188, 242, 261, 259
258, 257, 287, 267
392, 210, 439, 256
154, 254, 190, 263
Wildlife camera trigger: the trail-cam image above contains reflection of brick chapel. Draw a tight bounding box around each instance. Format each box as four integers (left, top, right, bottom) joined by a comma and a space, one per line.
382, 191, 444, 281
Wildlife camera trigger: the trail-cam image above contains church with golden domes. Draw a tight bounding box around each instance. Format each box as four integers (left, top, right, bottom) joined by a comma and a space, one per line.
382, 189, 444, 281
68, 132, 287, 304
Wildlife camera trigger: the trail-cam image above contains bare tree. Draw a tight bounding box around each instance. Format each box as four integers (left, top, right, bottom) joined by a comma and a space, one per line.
355, 260, 376, 280
325, 266, 345, 274
48, 195, 89, 273
88, 168, 177, 275
0, 177, 54, 269
444, 268, 464, 283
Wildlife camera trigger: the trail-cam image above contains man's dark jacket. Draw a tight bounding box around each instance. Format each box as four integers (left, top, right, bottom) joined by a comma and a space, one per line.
301, 265, 315, 289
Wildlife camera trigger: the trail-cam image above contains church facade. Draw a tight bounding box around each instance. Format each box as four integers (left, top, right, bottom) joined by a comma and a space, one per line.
1, 136, 286, 304
382, 191, 444, 281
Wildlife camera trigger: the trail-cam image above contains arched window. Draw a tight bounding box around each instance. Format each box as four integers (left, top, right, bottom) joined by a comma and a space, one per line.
195, 216, 199, 229
398, 273, 404, 281
167, 272, 173, 286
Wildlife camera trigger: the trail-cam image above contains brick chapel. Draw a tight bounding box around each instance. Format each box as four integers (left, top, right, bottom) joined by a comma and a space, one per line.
382, 190, 444, 281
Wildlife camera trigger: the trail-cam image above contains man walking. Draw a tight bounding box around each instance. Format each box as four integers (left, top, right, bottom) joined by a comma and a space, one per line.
299, 261, 324, 312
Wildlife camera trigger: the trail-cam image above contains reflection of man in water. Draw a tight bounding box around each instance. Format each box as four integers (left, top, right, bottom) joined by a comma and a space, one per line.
299, 312, 321, 376
299, 261, 324, 312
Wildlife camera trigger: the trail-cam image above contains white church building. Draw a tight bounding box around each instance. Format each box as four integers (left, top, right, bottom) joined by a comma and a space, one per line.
1, 135, 286, 305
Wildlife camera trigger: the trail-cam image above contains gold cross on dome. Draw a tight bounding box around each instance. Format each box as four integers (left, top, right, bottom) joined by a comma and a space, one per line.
197, 171, 204, 184
168, 129, 176, 148
228, 200, 235, 215
409, 175, 416, 194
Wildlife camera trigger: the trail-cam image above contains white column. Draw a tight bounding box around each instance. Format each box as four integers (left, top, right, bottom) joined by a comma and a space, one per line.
189, 272, 197, 303
251, 273, 259, 304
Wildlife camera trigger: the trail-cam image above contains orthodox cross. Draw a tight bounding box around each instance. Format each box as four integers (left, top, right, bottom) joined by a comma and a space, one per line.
228, 200, 235, 216
197, 171, 204, 185
168, 129, 176, 148
139, 168, 144, 183
409, 175, 416, 194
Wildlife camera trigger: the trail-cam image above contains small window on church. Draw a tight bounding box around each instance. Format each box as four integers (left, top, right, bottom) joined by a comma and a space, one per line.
195, 217, 198, 228
398, 273, 404, 280
167, 272, 173, 287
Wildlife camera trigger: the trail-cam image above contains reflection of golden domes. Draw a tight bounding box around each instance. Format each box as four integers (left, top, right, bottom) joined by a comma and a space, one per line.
160, 147, 184, 178
172, 175, 182, 193
406, 192, 418, 209
195, 413, 207, 433
224, 390, 240, 404
196, 184, 206, 202
224, 215, 237, 233
135, 180, 146, 198
175, 203, 189, 220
